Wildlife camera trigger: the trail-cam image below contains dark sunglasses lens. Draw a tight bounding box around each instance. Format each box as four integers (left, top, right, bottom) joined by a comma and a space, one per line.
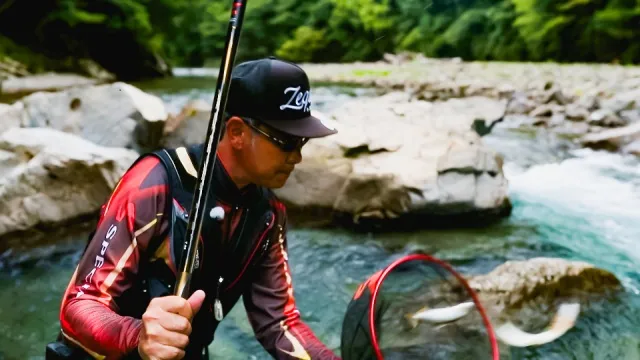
281, 137, 307, 152
245, 118, 308, 152
281, 140, 298, 152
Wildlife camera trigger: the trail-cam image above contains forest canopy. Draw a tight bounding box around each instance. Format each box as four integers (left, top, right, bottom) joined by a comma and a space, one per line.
1, 0, 639, 78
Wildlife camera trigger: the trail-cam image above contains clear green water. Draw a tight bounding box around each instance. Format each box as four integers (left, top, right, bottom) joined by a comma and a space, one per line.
0, 78, 638, 359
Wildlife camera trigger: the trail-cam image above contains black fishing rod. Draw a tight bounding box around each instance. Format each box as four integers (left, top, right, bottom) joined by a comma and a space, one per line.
174, 0, 248, 299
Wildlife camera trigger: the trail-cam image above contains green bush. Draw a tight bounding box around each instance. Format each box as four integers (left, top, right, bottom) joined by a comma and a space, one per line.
2, 0, 639, 77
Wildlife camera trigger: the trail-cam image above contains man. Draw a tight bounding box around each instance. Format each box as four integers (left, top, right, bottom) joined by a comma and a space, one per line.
57, 57, 341, 360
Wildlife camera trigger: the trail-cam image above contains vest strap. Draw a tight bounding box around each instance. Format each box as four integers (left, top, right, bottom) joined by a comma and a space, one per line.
175, 147, 198, 178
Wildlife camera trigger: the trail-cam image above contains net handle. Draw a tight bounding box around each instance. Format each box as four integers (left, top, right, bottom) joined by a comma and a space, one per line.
368, 253, 500, 360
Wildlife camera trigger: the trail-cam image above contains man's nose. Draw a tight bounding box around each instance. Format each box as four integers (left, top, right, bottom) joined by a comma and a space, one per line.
286, 147, 303, 164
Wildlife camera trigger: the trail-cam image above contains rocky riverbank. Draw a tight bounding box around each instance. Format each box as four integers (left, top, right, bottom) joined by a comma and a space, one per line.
4, 55, 640, 239
0, 78, 513, 241
300, 54, 640, 157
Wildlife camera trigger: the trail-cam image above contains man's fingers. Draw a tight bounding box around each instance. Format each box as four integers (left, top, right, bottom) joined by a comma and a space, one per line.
139, 341, 186, 360
150, 296, 192, 316
187, 290, 206, 317
140, 293, 207, 360
158, 312, 192, 335
149, 291, 205, 320
155, 329, 190, 351
141, 322, 190, 355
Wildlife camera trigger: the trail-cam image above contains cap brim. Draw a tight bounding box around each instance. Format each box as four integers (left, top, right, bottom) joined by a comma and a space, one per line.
261, 114, 338, 138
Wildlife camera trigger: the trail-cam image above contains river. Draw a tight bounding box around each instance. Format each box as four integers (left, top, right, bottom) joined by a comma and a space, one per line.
0, 75, 638, 359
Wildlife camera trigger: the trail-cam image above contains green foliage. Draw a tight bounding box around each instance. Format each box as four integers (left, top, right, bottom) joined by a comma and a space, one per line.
45, 0, 107, 26
276, 26, 328, 62
2, 0, 640, 78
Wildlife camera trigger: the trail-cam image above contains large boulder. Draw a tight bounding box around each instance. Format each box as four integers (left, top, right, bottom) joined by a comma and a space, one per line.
0, 102, 25, 133
623, 140, 640, 156
161, 99, 211, 148
0, 73, 101, 96
0, 127, 138, 240
466, 257, 622, 312
1, 82, 168, 153
581, 121, 640, 153
274, 93, 511, 230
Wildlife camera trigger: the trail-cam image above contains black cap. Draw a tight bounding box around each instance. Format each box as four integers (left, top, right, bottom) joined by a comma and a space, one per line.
225, 56, 337, 138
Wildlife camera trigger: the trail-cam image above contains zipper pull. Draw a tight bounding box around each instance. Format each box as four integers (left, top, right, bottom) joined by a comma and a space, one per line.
214, 276, 224, 321
262, 219, 272, 253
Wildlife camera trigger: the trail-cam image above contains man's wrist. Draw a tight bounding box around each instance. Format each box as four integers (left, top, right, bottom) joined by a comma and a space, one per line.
126, 319, 144, 357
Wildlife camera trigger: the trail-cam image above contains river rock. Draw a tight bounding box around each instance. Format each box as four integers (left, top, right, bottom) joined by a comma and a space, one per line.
300, 59, 640, 159
2, 82, 168, 152
507, 92, 537, 115
161, 99, 211, 148
0, 127, 138, 239
538, 87, 573, 106
620, 109, 640, 123
588, 108, 627, 127
564, 103, 590, 121
466, 257, 622, 312
0, 102, 25, 133
581, 121, 640, 152
0, 73, 101, 96
274, 93, 511, 230
529, 103, 561, 118
623, 140, 640, 156
599, 88, 640, 113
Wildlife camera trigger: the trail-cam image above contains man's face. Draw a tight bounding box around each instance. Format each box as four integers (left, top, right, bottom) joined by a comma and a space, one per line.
238, 118, 308, 189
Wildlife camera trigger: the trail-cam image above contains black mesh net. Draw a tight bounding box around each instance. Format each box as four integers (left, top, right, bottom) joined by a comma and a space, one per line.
340, 255, 498, 360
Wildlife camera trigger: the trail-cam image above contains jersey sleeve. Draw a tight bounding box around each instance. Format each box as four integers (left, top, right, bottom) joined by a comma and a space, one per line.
242, 202, 341, 360
59, 156, 170, 359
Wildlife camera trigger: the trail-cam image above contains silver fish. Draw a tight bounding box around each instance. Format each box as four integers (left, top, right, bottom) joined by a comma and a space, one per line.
494, 302, 581, 347
405, 301, 476, 328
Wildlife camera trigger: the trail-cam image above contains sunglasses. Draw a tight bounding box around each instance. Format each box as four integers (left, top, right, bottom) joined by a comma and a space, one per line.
242, 117, 309, 152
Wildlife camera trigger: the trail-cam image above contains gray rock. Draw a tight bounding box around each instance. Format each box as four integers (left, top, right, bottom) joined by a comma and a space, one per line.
0, 128, 138, 239
620, 109, 640, 124
3, 82, 168, 152
581, 121, 640, 151
529, 104, 561, 118
564, 103, 590, 121
467, 257, 621, 311
542, 88, 572, 105
599, 88, 640, 113
0, 73, 100, 96
623, 140, 640, 156
553, 121, 591, 138
507, 92, 537, 115
0, 102, 26, 133
575, 93, 600, 112
273, 94, 511, 229
588, 109, 627, 127
162, 99, 211, 148
550, 113, 567, 127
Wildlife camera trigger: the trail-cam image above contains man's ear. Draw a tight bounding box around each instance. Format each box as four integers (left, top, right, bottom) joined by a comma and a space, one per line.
225, 116, 248, 149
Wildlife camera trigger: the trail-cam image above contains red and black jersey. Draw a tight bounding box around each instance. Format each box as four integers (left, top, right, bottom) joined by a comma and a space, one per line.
58, 144, 340, 360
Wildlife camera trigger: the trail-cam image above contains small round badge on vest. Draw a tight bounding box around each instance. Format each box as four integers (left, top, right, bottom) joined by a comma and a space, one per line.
209, 206, 225, 220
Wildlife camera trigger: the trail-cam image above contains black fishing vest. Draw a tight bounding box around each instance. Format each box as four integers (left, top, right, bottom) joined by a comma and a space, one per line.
115, 144, 278, 359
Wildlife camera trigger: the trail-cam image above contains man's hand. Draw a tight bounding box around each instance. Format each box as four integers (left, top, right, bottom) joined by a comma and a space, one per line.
138, 290, 206, 360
